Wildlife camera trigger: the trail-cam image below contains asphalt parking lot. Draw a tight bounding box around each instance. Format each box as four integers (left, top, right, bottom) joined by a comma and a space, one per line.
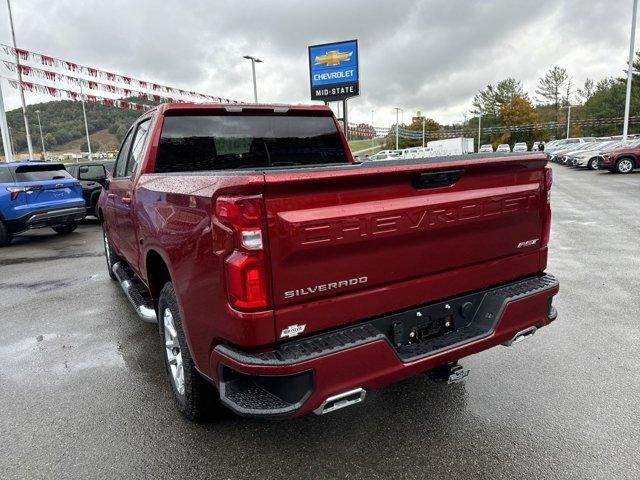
1, 165, 639, 480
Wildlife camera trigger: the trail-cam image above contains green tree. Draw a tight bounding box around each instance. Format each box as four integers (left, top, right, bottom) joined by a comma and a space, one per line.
536, 66, 569, 135
498, 96, 540, 146
577, 78, 595, 103
81, 140, 101, 152
43, 132, 57, 149
473, 78, 528, 117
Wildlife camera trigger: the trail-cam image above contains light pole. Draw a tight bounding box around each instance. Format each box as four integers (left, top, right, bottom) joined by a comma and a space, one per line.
79, 83, 92, 161
371, 110, 375, 149
394, 107, 403, 150
477, 110, 482, 152
623, 0, 639, 142
6, 0, 33, 159
35, 110, 46, 160
0, 78, 13, 162
242, 55, 262, 103
561, 105, 576, 139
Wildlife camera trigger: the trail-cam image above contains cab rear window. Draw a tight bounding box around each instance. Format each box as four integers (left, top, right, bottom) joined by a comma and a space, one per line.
12, 164, 73, 182
156, 114, 348, 173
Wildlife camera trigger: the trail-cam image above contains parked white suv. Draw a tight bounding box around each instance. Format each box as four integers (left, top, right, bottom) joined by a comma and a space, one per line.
479, 144, 494, 153
513, 142, 528, 152
496, 144, 511, 153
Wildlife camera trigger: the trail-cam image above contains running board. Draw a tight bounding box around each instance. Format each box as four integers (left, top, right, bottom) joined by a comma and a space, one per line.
112, 262, 157, 323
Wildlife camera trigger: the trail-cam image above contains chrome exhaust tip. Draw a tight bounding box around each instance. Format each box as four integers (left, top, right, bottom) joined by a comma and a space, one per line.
314, 388, 366, 415
502, 326, 537, 347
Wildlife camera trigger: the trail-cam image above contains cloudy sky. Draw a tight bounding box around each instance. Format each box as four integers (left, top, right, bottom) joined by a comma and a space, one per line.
0, 0, 635, 126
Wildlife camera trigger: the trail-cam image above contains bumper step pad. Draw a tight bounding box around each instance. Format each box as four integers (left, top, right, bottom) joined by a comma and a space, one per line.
217, 274, 558, 366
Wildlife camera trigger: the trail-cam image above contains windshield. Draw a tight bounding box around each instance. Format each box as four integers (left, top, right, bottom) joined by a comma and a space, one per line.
156, 114, 348, 172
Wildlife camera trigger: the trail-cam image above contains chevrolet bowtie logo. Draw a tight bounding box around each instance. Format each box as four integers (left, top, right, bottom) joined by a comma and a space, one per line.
314, 50, 352, 67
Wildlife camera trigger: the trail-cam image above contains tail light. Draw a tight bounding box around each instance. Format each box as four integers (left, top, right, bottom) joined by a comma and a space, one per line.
542, 167, 553, 246
6, 185, 41, 201
215, 196, 269, 310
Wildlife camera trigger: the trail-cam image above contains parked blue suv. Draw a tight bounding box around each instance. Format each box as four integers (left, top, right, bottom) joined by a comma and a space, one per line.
0, 161, 86, 246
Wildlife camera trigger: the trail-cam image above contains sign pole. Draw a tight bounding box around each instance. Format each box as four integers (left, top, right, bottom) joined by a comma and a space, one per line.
0, 78, 14, 162
343, 99, 348, 140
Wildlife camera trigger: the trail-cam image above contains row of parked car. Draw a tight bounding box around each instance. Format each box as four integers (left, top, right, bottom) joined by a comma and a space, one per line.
545, 136, 640, 174
479, 142, 538, 153
0, 159, 114, 246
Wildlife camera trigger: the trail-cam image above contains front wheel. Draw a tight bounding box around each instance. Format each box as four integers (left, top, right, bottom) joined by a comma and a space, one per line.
52, 222, 78, 234
587, 158, 599, 170
0, 220, 13, 247
158, 282, 218, 422
615, 158, 635, 174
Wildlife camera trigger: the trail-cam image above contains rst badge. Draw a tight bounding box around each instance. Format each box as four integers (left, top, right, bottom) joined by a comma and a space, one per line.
280, 324, 306, 339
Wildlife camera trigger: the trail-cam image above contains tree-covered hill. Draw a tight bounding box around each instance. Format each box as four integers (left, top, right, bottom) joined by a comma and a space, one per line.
1, 98, 155, 154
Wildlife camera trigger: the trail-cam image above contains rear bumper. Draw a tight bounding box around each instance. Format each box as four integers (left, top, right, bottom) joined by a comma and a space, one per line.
210, 273, 559, 418
6, 204, 86, 232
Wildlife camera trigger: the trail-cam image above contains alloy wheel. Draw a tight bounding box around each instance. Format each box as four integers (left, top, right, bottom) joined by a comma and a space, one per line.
163, 308, 185, 395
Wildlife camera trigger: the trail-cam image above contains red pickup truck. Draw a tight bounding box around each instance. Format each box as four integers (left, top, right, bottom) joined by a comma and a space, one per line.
99, 103, 559, 421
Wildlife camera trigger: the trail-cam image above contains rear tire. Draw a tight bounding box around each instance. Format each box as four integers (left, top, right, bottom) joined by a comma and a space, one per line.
0, 220, 13, 247
158, 282, 218, 422
52, 222, 78, 234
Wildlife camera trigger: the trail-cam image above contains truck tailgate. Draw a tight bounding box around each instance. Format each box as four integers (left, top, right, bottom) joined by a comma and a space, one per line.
263, 156, 548, 338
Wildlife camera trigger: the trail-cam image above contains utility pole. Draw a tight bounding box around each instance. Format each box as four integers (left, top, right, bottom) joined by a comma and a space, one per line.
242, 55, 262, 103
79, 83, 92, 160
371, 110, 375, 149
477, 110, 482, 151
6, 0, 33, 159
0, 78, 13, 162
35, 110, 46, 160
623, 0, 639, 142
422, 116, 426, 147
8, 126, 16, 155
394, 107, 402, 150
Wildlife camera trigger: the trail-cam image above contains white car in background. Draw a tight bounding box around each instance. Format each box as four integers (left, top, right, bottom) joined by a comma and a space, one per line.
532, 141, 540, 151
496, 144, 511, 153
479, 144, 494, 153
513, 142, 528, 152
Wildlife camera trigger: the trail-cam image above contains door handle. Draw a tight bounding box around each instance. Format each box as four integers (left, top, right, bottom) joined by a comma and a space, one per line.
122, 196, 132, 205
107, 193, 116, 199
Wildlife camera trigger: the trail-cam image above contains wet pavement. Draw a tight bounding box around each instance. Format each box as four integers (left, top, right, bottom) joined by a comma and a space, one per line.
1, 166, 639, 479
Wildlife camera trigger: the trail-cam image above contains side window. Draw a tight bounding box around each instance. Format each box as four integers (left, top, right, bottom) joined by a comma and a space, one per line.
114, 129, 135, 178
0, 167, 14, 183
126, 119, 151, 177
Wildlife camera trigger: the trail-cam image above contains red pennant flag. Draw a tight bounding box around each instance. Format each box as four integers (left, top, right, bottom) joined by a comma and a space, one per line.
41, 55, 54, 66
88, 81, 98, 89
122, 77, 131, 84
88, 68, 98, 77
18, 65, 31, 75
124, 88, 132, 96
106, 72, 116, 81
44, 70, 56, 80
139, 81, 147, 89
65, 61, 78, 71
21, 81, 34, 91
16, 48, 29, 60
121, 101, 129, 109
46, 86, 57, 96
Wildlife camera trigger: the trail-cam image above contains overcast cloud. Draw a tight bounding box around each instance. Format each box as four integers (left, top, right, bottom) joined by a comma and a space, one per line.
0, 0, 635, 126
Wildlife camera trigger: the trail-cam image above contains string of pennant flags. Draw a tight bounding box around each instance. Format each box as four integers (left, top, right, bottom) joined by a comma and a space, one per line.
0, 43, 239, 104
1, 60, 218, 105
2, 76, 150, 110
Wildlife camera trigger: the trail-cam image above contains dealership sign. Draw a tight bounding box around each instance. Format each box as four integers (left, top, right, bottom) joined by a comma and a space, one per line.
308, 39, 359, 101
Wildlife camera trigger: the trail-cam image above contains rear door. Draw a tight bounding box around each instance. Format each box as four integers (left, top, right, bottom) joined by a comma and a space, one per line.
263, 158, 547, 337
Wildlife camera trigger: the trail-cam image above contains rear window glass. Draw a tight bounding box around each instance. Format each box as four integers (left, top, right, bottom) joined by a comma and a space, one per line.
12, 164, 73, 182
156, 114, 348, 173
